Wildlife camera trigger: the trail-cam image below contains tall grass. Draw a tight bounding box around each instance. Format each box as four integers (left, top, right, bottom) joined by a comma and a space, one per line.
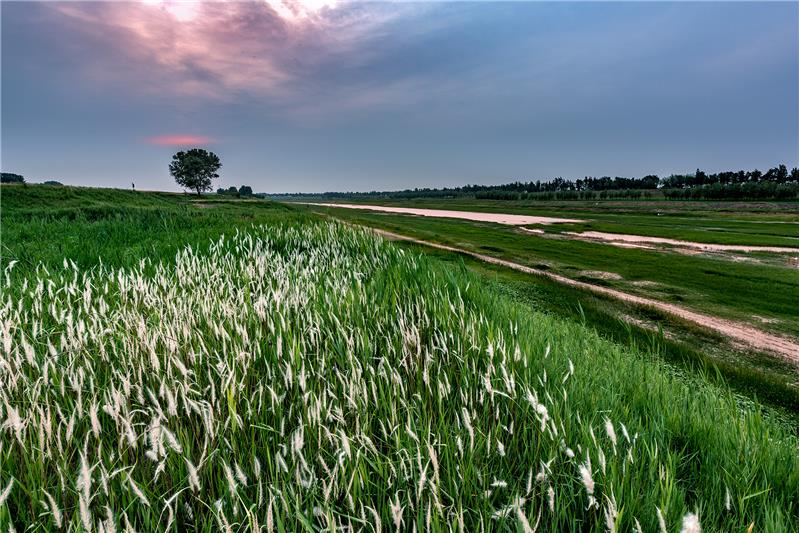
0, 184, 299, 272
1, 221, 796, 531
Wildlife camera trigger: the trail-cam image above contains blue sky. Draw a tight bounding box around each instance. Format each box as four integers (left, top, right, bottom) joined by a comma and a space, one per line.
2, 1, 797, 192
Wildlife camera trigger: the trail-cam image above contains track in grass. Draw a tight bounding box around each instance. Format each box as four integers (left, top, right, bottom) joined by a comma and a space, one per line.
369, 227, 799, 363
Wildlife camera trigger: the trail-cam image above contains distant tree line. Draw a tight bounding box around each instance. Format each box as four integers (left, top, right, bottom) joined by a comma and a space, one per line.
266, 164, 798, 202
659, 165, 799, 200
1, 173, 63, 186
474, 174, 661, 195
1, 173, 25, 184
475, 189, 655, 201
217, 185, 253, 197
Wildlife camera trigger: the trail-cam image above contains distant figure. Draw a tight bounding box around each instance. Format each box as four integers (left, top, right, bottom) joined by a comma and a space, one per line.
132, 182, 135, 190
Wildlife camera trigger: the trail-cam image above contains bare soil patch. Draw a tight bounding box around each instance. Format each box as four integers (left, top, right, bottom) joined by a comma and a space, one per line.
632, 280, 664, 288
305, 203, 583, 225
579, 270, 623, 281
566, 231, 799, 254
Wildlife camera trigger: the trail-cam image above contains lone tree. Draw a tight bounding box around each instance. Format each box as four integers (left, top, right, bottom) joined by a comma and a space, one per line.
169, 149, 221, 195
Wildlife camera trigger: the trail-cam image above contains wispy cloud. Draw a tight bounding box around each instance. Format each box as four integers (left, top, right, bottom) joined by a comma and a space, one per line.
146, 134, 215, 146
49, 0, 420, 104
4, 1, 795, 191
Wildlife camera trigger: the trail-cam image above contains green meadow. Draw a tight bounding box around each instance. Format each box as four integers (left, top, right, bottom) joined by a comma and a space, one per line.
302, 203, 799, 339
0, 185, 797, 531
304, 196, 799, 247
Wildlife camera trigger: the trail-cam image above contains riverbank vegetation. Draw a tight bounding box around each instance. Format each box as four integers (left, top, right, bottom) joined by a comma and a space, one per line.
1, 185, 797, 530
265, 164, 798, 202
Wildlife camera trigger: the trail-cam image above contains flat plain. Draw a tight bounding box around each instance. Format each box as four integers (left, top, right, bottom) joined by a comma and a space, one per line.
299, 199, 799, 411
1, 185, 798, 531
301, 198, 799, 335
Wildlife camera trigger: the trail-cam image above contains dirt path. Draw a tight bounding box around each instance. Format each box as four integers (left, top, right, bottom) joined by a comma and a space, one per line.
302, 203, 583, 225
566, 231, 799, 254
371, 228, 799, 364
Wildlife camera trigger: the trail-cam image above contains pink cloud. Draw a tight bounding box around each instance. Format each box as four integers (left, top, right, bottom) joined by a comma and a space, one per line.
49, 1, 413, 103
146, 135, 214, 146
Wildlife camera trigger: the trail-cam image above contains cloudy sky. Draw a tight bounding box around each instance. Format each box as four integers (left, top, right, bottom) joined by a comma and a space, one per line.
2, 1, 797, 192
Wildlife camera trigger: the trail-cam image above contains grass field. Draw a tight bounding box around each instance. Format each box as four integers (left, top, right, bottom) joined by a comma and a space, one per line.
302, 203, 799, 339
389, 243, 799, 415
298, 201, 799, 416
1, 185, 303, 271
301, 197, 799, 247
1, 185, 798, 531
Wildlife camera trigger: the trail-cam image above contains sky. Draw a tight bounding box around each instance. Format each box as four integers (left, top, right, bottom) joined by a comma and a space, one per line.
2, 1, 798, 193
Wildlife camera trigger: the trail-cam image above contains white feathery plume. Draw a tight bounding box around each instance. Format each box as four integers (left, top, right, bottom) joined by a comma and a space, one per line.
79, 495, 92, 531
266, 494, 274, 533
366, 505, 382, 533
428, 443, 440, 485
680, 513, 701, 533
234, 462, 248, 486
223, 462, 237, 495
185, 458, 200, 494
128, 476, 149, 507
578, 459, 596, 509
43, 489, 63, 528
604, 493, 618, 533
77, 452, 92, 503
390, 493, 403, 530
604, 418, 617, 450
104, 506, 117, 533
656, 507, 667, 533
0, 478, 13, 507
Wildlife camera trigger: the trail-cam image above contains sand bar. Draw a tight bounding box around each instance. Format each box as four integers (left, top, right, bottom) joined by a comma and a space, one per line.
567, 231, 799, 254
304, 203, 583, 225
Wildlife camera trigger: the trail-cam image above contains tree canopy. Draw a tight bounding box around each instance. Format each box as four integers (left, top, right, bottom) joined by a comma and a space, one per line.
169, 149, 221, 195
1, 173, 25, 184
266, 163, 798, 202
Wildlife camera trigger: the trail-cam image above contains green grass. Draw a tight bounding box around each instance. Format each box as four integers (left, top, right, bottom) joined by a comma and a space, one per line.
304, 196, 799, 247
1, 185, 798, 531
398, 245, 799, 418
305, 205, 799, 339
1, 182, 189, 214
1, 184, 305, 271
